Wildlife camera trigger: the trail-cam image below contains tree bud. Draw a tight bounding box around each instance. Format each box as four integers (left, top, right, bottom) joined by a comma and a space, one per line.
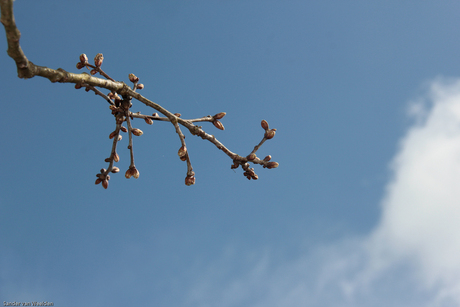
90, 69, 97, 75
185, 175, 196, 186
79, 53, 88, 63
120, 126, 128, 133
264, 128, 276, 139
174, 113, 181, 117
266, 162, 279, 169
111, 167, 120, 173
75, 83, 82, 89
102, 179, 109, 189
118, 135, 122, 141
129, 73, 139, 83
95, 178, 102, 185
178, 145, 187, 158
114, 153, 120, 162
263, 155, 272, 161
136, 84, 144, 90
247, 153, 256, 161
144, 117, 153, 125
261, 120, 269, 130
109, 131, 117, 139
213, 120, 225, 130
132, 128, 143, 136
94, 53, 104, 67
214, 112, 226, 120
76, 62, 84, 69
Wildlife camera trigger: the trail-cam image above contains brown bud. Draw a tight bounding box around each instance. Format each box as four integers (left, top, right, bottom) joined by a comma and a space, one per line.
113, 153, 120, 162
132, 167, 140, 179
144, 117, 153, 125
261, 120, 269, 130
104, 157, 111, 162
180, 155, 187, 161
178, 145, 187, 158
263, 155, 272, 161
185, 175, 196, 186
94, 53, 104, 67
111, 167, 120, 173
264, 128, 276, 139
266, 162, 279, 169
213, 120, 225, 130
132, 128, 143, 136
129, 73, 139, 83
252, 174, 259, 180
125, 168, 133, 179
76, 62, 84, 69
100, 168, 106, 174
102, 179, 109, 189
90, 69, 97, 75
247, 153, 256, 161
136, 83, 144, 90
174, 113, 181, 117
109, 131, 117, 139
75, 83, 82, 89
95, 178, 102, 185
109, 105, 118, 111
79, 53, 88, 63
120, 126, 128, 133
125, 166, 139, 179
214, 112, 226, 120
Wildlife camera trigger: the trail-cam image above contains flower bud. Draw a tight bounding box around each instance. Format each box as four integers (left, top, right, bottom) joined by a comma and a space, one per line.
180, 155, 187, 161
104, 157, 111, 162
114, 153, 120, 162
95, 178, 102, 185
152, 113, 159, 117
178, 145, 187, 158
111, 167, 120, 173
213, 120, 225, 130
76, 62, 84, 69
266, 162, 279, 169
263, 155, 272, 161
75, 83, 82, 89
133, 167, 140, 179
120, 126, 128, 133
264, 128, 276, 139
144, 117, 153, 125
109, 131, 117, 139
79, 53, 88, 63
247, 153, 256, 161
136, 84, 144, 90
214, 112, 226, 120
118, 135, 122, 141
94, 53, 104, 67
102, 179, 109, 189
174, 113, 181, 117
185, 175, 196, 186
90, 69, 97, 75
132, 128, 143, 136
261, 120, 269, 130
125, 168, 133, 179
100, 168, 106, 174
129, 73, 139, 83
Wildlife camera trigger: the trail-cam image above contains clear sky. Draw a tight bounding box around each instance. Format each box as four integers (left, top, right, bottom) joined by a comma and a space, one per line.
2, 1, 460, 306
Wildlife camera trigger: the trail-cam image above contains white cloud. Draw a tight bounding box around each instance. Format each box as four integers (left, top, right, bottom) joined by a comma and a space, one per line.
184, 78, 460, 307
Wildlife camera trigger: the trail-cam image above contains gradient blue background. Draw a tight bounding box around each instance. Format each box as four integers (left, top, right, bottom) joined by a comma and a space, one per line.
2, 1, 460, 306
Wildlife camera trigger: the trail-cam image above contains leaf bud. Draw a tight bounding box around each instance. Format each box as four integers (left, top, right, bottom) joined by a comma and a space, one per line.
90, 69, 97, 75
136, 83, 144, 90
261, 120, 269, 130
266, 162, 279, 169
111, 167, 120, 173
118, 135, 122, 141
120, 126, 128, 133
132, 167, 140, 179
214, 112, 226, 120
104, 157, 111, 162
144, 117, 153, 125
125, 168, 133, 179
178, 145, 187, 158
174, 113, 181, 117
263, 155, 272, 161
102, 179, 109, 189
213, 120, 225, 130
76, 62, 84, 69
129, 73, 139, 83
95, 178, 102, 185
185, 175, 196, 186
100, 168, 106, 174
247, 153, 256, 161
152, 113, 159, 117
109, 131, 117, 139
132, 128, 143, 136
114, 153, 120, 162
75, 83, 82, 89
79, 53, 88, 63
94, 53, 104, 67
264, 128, 276, 139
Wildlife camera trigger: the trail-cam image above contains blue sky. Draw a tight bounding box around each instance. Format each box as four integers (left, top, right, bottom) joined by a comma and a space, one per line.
2, 1, 460, 306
